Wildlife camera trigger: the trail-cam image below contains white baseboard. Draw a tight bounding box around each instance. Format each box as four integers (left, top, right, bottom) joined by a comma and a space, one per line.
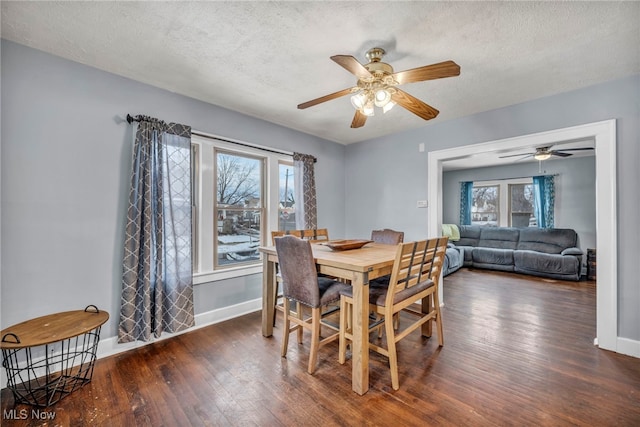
0, 298, 262, 389
96, 298, 262, 359
616, 337, 640, 358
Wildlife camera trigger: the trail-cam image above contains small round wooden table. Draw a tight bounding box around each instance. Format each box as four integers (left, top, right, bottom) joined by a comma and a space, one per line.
1, 305, 109, 407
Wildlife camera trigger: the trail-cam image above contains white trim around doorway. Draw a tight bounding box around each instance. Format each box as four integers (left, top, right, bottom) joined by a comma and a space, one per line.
427, 119, 618, 353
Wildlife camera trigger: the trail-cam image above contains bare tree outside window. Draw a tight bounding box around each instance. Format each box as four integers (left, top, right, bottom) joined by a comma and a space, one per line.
217, 153, 260, 206
510, 183, 536, 227
472, 185, 499, 226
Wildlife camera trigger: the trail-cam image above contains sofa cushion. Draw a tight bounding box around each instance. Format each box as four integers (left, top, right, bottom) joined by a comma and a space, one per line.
454, 246, 474, 264
443, 246, 464, 276
457, 225, 482, 247
516, 228, 578, 254
478, 227, 519, 250
472, 247, 514, 266
514, 250, 580, 277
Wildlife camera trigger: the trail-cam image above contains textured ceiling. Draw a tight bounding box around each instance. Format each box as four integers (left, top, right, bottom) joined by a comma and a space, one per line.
2, 1, 639, 145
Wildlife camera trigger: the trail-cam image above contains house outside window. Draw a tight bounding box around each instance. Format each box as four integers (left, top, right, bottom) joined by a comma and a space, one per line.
191, 134, 292, 283
472, 185, 499, 226
471, 179, 538, 227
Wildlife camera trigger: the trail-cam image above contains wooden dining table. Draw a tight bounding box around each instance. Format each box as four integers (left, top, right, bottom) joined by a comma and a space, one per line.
259, 241, 398, 395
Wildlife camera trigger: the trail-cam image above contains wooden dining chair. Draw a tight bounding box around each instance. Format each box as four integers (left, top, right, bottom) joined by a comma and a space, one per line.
300, 228, 330, 242
370, 228, 404, 331
371, 228, 404, 245
275, 235, 350, 374
271, 229, 303, 240
272, 228, 329, 243
338, 237, 448, 390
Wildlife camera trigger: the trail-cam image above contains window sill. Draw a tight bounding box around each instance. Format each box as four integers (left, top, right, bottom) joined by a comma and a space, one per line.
193, 264, 263, 285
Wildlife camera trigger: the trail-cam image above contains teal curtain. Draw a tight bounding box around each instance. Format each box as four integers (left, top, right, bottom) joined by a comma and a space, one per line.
459, 181, 473, 225
533, 175, 555, 228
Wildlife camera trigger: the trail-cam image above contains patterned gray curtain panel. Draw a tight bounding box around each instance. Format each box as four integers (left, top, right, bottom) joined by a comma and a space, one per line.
119, 116, 195, 343
293, 152, 317, 230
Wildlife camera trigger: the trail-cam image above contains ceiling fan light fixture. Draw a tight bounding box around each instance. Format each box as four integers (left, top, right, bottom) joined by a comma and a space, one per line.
362, 101, 375, 117
374, 88, 391, 107
297, 48, 460, 128
350, 91, 367, 110
534, 152, 551, 161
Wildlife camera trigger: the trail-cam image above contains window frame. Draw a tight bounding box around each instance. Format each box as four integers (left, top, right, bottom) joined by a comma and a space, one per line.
213, 148, 265, 270
191, 133, 293, 284
508, 182, 536, 227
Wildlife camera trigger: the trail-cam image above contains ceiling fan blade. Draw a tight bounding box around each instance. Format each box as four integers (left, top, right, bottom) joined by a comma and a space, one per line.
297, 87, 354, 109
553, 147, 594, 152
391, 60, 461, 85
499, 152, 535, 158
330, 55, 372, 79
551, 151, 573, 157
351, 110, 367, 128
391, 89, 439, 120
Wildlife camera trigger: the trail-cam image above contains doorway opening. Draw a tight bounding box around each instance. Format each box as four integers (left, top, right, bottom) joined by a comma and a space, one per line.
427, 120, 617, 352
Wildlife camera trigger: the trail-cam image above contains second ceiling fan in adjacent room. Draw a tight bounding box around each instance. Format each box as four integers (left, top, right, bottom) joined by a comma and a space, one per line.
499, 146, 595, 161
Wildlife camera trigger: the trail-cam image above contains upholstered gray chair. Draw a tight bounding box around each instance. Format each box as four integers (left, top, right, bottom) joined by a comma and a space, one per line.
370, 229, 404, 289
270, 229, 336, 327
371, 228, 404, 245
274, 235, 350, 374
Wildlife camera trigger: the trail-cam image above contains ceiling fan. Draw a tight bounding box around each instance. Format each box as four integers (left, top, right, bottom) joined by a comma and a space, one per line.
297, 47, 460, 128
499, 146, 594, 161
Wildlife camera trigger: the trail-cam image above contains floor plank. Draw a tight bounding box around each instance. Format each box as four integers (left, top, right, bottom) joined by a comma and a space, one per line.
2, 269, 639, 426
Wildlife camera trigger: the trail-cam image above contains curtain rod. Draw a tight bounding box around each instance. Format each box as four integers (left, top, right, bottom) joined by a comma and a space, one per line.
126, 114, 316, 162
458, 173, 559, 183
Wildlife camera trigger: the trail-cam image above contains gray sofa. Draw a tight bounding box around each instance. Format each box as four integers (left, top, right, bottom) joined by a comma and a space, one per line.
452, 226, 583, 281
443, 244, 464, 277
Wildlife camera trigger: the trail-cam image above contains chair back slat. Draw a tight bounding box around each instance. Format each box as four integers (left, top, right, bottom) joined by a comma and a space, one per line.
387, 237, 448, 298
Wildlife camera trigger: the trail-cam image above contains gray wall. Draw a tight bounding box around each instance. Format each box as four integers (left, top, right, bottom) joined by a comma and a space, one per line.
442, 156, 597, 256
345, 75, 639, 340
0, 40, 346, 340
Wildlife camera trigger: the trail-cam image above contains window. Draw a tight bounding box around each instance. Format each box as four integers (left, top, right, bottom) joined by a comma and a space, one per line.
214, 150, 264, 268
509, 183, 536, 227
191, 134, 293, 283
471, 179, 538, 227
471, 185, 499, 226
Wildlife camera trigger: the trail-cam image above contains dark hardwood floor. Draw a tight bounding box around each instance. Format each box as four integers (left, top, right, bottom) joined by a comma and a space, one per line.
3, 269, 639, 426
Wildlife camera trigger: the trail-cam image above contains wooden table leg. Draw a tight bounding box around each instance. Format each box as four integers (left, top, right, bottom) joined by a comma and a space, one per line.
262, 256, 275, 337
351, 272, 369, 395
